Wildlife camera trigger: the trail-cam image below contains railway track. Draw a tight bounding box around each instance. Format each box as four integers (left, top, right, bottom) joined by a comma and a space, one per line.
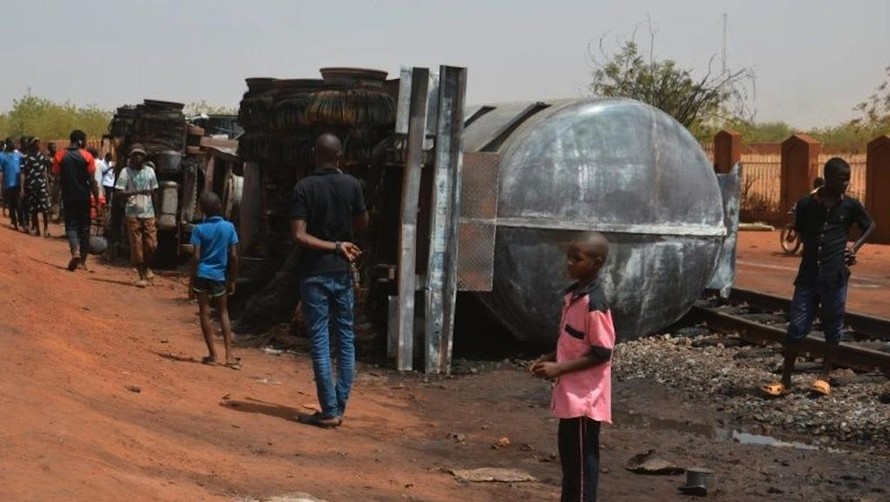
685, 287, 890, 375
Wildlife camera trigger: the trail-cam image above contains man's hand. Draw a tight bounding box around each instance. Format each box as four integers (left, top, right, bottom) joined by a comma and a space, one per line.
340, 241, 362, 262
227, 281, 236, 296
845, 246, 857, 266
531, 361, 561, 380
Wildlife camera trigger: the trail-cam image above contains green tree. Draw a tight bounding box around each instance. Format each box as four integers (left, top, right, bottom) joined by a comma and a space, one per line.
589, 33, 753, 137
185, 100, 238, 116
852, 66, 890, 133
0, 94, 111, 139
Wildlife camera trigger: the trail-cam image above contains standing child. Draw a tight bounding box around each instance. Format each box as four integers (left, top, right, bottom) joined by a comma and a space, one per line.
189, 192, 240, 369
531, 232, 614, 502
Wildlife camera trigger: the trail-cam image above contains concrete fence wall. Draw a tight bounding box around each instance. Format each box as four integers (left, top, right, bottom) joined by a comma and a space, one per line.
706, 130, 890, 244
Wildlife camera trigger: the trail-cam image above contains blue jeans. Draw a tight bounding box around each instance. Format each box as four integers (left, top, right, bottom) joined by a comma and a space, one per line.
787, 276, 848, 345
300, 272, 355, 418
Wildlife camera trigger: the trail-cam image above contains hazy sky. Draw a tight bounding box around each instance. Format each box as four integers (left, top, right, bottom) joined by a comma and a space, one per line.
3, 0, 887, 129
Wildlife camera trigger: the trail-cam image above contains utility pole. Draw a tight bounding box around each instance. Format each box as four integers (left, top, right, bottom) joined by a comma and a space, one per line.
722, 12, 728, 75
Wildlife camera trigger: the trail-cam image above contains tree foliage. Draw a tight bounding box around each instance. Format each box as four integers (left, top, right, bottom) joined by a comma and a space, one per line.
589, 31, 753, 136
852, 66, 890, 133
185, 100, 238, 117
0, 94, 111, 140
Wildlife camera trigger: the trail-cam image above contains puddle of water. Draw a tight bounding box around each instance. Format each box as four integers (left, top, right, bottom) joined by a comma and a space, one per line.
616, 411, 827, 451
726, 430, 818, 450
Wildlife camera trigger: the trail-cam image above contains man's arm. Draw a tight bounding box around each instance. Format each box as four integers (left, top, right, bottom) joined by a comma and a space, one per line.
851, 221, 876, 254
88, 176, 100, 203
291, 219, 362, 261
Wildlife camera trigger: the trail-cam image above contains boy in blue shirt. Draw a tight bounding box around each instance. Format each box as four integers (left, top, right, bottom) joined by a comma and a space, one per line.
189, 192, 240, 369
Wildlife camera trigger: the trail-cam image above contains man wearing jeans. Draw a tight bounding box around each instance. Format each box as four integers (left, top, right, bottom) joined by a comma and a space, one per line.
52, 130, 100, 271
762, 157, 875, 398
291, 133, 367, 428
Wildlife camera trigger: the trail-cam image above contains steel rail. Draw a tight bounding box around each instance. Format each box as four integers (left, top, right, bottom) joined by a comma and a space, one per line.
688, 306, 890, 376
726, 287, 890, 342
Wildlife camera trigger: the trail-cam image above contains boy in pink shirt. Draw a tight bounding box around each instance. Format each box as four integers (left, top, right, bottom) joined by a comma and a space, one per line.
531, 232, 615, 502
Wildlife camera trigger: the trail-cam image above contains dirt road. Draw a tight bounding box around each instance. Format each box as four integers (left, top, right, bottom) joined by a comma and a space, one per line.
0, 223, 888, 501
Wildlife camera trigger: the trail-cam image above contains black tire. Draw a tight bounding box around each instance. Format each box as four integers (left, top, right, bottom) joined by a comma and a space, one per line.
780, 224, 802, 255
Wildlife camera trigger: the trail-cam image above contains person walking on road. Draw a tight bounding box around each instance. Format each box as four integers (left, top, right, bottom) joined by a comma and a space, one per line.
291, 133, 368, 428
52, 130, 100, 271
189, 192, 240, 369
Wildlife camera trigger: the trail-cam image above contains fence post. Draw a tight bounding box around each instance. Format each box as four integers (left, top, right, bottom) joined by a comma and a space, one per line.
780, 134, 821, 213
714, 129, 741, 174
866, 135, 890, 244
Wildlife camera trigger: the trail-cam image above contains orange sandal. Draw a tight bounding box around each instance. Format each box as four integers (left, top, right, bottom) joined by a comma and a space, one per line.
760, 382, 789, 397
810, 379, 831, 396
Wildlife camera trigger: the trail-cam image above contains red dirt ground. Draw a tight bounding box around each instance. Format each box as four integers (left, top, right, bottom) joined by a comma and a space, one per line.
0, 223, 888, 501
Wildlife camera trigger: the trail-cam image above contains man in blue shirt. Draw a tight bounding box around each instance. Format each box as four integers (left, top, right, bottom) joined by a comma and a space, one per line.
0, 137, 25, 231
189, 192, 240, 368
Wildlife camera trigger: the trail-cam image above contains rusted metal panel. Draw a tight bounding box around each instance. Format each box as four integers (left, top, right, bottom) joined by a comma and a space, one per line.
457, 222, 496, 291
707, 163, 742, 297
456, 151, 499, 292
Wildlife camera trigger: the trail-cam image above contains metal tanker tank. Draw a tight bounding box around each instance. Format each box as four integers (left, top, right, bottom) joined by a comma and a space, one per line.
462, 98, 727, 342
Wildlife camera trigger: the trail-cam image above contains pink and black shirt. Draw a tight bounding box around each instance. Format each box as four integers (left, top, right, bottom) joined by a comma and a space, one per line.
551, 281, 615, 424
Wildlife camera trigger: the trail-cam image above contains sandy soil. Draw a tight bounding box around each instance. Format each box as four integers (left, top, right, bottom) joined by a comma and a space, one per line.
0, 223, 888, 501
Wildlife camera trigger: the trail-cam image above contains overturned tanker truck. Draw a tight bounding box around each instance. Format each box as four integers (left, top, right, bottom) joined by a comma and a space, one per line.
235, 67, 738, 351
463, 98, 736, 343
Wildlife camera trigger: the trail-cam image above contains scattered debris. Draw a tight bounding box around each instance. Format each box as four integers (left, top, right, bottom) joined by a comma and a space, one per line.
447, 433, 467, 444
678, 467, 716, 496
625, 450, 684, 475
124, 385, 142, 394
613, 334, 890, 447
492, 437, 511, 449
451, 467, 536, 483
263, 347, 284, 356
235, 493, 329, 502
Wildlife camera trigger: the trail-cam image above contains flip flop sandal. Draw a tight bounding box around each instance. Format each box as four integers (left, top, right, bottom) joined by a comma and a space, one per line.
224, 362, 242, 371
810, 379, 831, 396
760, 382, 789, 397
201, 356, 217, 365
67, 257, 79, 272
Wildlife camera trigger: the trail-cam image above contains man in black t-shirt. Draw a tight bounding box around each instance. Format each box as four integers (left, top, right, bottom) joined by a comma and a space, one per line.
52, 130, 100, 272
291, 133, 368, 428
762, 157, 875, 398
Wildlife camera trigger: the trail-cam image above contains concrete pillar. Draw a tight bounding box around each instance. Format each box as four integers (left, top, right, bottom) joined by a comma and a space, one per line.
866, 135, 890, 244
714, 129, 741, 174
780, 134, 821, 212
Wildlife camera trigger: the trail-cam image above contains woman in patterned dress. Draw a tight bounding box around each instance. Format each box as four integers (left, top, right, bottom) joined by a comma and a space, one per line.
21, 137, 51, 237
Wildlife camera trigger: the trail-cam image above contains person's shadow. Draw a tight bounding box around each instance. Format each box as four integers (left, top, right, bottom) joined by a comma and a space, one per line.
220, 396, 306, 422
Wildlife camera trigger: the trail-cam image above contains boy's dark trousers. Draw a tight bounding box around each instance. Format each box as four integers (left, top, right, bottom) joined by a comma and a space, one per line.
559, 416, 601, 502
4, 186, 25, 228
